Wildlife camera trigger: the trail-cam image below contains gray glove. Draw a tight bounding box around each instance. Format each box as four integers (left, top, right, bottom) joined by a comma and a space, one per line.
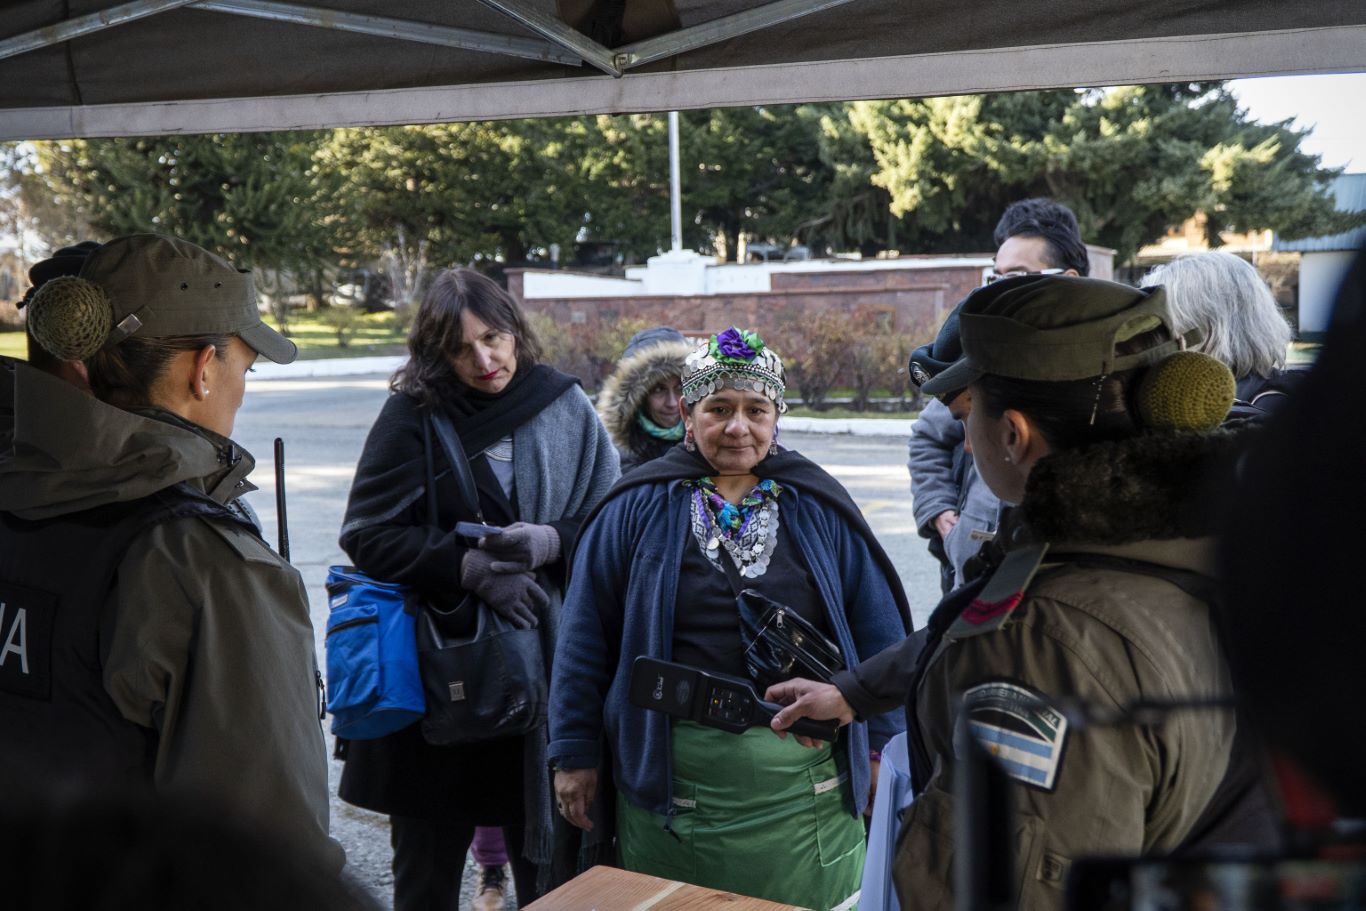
461, 548, 548, 629
479, 522, 562, 573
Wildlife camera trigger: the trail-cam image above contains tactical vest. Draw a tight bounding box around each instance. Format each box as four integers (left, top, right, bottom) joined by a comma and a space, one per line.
0, 484, 254, 796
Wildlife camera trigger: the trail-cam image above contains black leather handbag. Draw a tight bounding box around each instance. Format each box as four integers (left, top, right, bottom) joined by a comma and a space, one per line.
416, 412, 546, 746
416, 595, 546, 745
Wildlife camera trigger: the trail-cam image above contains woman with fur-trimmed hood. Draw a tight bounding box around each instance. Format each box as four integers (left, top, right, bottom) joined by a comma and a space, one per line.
597, 327, 693, 472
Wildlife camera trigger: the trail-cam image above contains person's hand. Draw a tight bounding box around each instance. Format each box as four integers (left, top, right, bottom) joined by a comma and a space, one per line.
765, 678, 856, 746
933, 510, 960, 539
866, 757, 880, 817
479, 522, 561, 572
554, 768, 598, 831
461, 549, 547, 629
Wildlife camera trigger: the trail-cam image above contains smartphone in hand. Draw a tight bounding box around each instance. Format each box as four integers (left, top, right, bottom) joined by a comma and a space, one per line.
454, 521, 503, 541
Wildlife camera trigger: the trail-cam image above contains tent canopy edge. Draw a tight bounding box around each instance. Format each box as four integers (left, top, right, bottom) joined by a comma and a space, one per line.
3, 24, 1362, 141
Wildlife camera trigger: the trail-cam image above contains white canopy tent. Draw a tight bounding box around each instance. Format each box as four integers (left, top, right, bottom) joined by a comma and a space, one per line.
1, 0, 1363, 140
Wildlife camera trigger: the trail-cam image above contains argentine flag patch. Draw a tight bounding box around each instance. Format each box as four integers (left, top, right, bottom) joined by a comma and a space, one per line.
962, 681, 1068, 791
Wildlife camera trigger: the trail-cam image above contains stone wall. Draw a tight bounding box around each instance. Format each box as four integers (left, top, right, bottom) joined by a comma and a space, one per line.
508, 264, 983, 340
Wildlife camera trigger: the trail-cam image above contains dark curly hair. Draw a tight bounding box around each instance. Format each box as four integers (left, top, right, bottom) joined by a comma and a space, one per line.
993, 198, 1090, 277
391, 268, 543, 407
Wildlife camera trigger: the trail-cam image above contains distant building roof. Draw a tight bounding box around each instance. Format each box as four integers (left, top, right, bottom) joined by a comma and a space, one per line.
1273, 173, 1366, 253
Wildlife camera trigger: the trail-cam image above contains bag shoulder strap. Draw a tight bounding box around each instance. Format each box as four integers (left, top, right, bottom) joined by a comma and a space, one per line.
422, 414, 437, 523
428, 409, 484, 521
715, 545, 746, 594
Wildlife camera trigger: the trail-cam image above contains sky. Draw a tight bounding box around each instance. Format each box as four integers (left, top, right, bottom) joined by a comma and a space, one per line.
1228, 73, 1366, 172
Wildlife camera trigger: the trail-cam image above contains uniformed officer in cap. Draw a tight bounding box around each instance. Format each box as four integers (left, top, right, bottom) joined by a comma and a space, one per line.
0, 235, 342, 871
770, 274, 1275, 909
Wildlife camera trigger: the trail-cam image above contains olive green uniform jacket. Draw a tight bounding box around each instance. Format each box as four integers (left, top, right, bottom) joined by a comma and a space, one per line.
0, 358, 342, 870
892, 431, 1252, 911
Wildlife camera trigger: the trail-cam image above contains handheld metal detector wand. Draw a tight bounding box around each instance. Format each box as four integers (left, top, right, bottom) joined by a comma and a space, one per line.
274, 437, 290, 562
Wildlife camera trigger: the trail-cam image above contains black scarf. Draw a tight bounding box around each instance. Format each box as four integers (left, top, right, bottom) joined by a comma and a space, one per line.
582, 444, 913, 629
435, 363, 578, 455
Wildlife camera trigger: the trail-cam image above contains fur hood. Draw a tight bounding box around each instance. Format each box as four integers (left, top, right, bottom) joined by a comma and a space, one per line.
597, 339, 692, 455
1020, 429, 1244, 546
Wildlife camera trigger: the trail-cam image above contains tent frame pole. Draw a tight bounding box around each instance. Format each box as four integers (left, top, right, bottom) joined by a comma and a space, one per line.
615, 0, 858, 70
0, 0, 198, 62
193, 0, 581, 65
473, 0, 620, 76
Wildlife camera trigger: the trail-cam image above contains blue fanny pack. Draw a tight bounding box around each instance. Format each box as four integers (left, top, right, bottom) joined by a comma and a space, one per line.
323, 566, 425, 739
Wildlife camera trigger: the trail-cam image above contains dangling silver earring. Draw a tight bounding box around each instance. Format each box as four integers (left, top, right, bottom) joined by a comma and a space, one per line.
769, 426, 780, 457
684, 430, 696, 452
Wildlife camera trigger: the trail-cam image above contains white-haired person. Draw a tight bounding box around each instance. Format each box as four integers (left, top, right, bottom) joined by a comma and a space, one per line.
1143, 251, 1300, 418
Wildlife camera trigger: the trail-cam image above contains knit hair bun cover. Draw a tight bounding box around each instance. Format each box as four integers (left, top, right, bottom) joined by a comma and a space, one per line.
25, 275, 114, 362
1134, 350, 1236, 432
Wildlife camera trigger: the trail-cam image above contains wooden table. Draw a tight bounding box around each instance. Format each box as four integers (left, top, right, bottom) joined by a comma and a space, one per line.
524, 865, 811, 910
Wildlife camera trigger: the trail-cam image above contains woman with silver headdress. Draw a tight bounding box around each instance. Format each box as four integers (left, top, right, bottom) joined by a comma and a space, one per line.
547, 327, 910, 910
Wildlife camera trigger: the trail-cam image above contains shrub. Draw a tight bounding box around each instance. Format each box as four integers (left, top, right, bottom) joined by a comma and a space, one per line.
770, 309, 851, 411
319, 305, 362, 348
0, 302, 24, 333
526, 313, 649, 390
843, 306, 938, 411
770, 305, 935, 411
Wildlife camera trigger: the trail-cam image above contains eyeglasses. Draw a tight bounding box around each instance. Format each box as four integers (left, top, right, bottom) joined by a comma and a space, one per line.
983, 268, 1066, 286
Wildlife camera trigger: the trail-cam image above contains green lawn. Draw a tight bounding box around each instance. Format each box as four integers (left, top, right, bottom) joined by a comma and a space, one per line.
266, 312, 408, 360
1287, 340, 1320, 366
2, 313, 409, 362
0, 331, 26, 360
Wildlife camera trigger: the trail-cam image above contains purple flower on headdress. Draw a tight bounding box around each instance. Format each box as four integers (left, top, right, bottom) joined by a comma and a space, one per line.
712, 326, 764, 363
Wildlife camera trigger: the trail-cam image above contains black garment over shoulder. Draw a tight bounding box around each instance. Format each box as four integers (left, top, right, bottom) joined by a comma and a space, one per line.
618, 433, 677, 475
1228, 368, 1304, 422
673, 520, 831, 681
580, 445, 912, 631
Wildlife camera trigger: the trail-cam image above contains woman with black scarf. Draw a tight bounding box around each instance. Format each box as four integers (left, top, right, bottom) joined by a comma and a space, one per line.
336, 268, 619, 910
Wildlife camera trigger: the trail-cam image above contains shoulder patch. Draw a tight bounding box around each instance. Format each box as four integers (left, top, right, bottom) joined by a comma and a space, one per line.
961, 680, 1068, 791
199, 517, 284, 566
948, 542, 1048, 639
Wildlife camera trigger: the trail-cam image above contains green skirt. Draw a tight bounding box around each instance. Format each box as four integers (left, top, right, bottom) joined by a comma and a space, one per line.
617, 721, 865, 911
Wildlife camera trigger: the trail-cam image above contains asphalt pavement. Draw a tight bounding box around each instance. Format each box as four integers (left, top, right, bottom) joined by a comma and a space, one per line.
231, 372, 944, 908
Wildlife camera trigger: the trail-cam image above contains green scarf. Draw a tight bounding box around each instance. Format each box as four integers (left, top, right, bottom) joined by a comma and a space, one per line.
637, 411, 685, 441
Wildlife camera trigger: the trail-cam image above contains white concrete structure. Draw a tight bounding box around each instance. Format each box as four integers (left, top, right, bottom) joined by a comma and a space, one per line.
519, 252, 996, 300
1273, 173, 1366, 335
1297, 251, 1358, 333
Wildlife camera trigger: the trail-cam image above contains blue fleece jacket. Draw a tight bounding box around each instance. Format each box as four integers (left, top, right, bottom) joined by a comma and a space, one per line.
548, 478, 907, 819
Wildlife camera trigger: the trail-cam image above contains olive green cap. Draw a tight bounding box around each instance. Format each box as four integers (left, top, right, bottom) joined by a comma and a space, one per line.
920, 274, 1183, 396
79, 234, 297, 364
